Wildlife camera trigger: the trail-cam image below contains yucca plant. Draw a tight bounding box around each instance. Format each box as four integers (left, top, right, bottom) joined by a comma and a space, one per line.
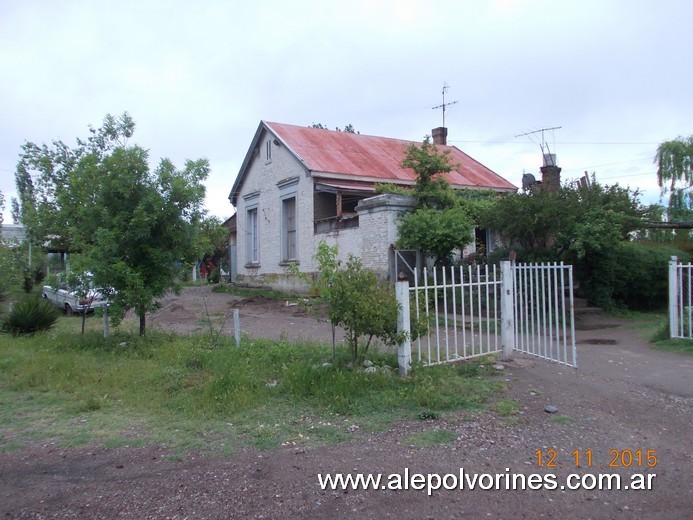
1, 296, 59, 335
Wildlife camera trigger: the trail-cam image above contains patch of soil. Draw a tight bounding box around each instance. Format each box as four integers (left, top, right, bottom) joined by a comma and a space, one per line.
579, 338, 619, 345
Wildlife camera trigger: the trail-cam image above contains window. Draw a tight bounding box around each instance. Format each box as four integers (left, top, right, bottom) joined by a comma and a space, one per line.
282, 197, 297, 261
265, 139, 272, 162
246, 207, 259, 264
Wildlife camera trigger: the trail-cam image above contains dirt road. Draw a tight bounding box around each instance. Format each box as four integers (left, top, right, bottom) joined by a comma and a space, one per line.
1, 286, 691, 519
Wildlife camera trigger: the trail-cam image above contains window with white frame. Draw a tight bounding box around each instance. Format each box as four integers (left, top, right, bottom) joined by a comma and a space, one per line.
265, 139, 272, 162
278, 177, 299, 263
282, 196, 297, 261
246, 207, 259, 265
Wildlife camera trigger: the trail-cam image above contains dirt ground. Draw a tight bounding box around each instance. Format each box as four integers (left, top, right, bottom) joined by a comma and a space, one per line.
1, 285, 692, 519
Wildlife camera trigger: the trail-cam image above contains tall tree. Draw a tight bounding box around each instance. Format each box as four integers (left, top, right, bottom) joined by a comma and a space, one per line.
655, 135, 693, 221
396, 137, 473, 265
15, 113, 209, 335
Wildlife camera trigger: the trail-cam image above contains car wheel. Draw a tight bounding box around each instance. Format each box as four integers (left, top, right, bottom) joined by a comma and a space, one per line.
65, 304, 74, 316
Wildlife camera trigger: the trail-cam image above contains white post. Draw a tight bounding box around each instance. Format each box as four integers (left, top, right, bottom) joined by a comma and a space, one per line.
103, 304, 109, 338
396, 280, 411, 376
233, 308, 241, 347
500, 261, 515, 361
669, 256, 679, 338
192, 263, 198, 282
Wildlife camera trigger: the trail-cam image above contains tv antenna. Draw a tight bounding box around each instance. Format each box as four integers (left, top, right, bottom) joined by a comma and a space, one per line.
432, 83, 458, 127
515, 126, 562, 156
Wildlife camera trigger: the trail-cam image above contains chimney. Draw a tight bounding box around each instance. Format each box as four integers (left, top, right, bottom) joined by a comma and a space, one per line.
432, 127, 447, 146
540, 153, 561, 194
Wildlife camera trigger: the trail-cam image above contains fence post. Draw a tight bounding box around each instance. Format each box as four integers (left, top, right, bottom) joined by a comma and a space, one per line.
669, 256, 678, 338
500, 261, 515, 361
396, 280, 411, 376
233, 308, 241, 347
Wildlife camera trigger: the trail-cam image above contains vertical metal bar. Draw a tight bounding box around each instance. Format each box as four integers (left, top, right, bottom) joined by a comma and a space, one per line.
568, 264, 576, 368
433, 268, 440, 364
679, 264, 684, 337
414, 269, 421, 362
493, 264, 499, 351
460, 266, 467, 358
469, 264, 475, 356
442, 267, 449, 362
552, 262, 560, 362
560, 263, 568, 366
424, 267, 431, 363
540, 263, 547, 359
529, 263, 536, 357
685, 263, 693, 338
476, 264, 483, 354
485, 263, 491, 353
451, 267, 459, 358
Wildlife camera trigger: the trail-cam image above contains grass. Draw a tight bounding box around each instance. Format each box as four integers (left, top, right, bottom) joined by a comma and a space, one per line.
0, 321, 506, 454
403, 428, 457, 448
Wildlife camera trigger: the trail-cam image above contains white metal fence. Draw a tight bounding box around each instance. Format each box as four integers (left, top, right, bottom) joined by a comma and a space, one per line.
396, 260, 576, 374
512, 262, 576, 367
669, 256, 693, 339
410, 263, 503, 365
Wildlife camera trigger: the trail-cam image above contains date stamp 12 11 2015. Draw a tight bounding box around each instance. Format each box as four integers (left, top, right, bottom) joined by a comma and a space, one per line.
535, 449, 658, 469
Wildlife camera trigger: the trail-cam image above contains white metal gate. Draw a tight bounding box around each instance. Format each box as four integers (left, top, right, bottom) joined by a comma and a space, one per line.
512, 262, 577, 368
410, 263, 503, 365
668, 256, 693, 338
396, 261, 577, 374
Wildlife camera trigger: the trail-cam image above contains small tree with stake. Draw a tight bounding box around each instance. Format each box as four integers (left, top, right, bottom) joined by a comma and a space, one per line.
313, 241, 404, 366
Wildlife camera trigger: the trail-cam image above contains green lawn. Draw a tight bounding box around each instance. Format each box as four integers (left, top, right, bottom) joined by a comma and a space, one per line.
0, 318, 505, 454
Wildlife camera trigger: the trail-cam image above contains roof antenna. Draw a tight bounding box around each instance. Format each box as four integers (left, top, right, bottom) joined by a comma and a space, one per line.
515, 126, 562, 165
432, 83, 458, 127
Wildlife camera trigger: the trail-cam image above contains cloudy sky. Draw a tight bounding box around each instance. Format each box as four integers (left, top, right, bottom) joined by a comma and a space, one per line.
1, 0, 691, 222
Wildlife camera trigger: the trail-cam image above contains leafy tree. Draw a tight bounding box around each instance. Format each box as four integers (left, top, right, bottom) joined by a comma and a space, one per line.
485, 181, 654, 308
310, 123, 359, 133
14, 113, 209, 335
396, 137, 474, 264
655, 135, 693, 222
200, 215, 229, 262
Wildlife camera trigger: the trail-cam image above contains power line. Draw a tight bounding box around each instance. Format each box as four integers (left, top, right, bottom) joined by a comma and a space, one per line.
449, 140, 660, 146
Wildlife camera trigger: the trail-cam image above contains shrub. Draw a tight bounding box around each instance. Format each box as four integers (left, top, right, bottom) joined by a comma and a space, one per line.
610, 242, 688, 311
1, 295, 59, 335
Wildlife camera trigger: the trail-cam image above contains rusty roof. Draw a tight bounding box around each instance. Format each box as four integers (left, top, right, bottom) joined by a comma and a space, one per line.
266, 122, 516, 191
229, 121, 516, 205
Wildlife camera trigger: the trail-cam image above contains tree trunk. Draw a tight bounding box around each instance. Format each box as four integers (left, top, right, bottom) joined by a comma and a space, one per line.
139, 312, 146, 336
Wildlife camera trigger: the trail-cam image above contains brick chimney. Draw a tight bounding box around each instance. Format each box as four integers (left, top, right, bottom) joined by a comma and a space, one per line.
432, 127, 447, 146
539, 153, 561, 194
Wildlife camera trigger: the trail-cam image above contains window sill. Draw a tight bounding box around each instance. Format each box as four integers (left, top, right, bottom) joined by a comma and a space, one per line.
244, 263, 261, 268
279, 260, 300, 266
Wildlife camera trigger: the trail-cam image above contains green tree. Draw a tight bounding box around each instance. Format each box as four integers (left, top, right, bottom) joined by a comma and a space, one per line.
486, 181, 653, 308
14, 113, 209, 335
655, 135, 693, 222
313, 242, 404, 366
396, 137, 474, 264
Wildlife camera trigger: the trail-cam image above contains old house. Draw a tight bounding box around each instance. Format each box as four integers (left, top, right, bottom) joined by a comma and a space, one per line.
227, 121, 516, 291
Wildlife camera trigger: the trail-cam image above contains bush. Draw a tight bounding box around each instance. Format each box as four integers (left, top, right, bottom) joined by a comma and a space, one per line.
1, 296, 59, 335
610, 242, 688, 311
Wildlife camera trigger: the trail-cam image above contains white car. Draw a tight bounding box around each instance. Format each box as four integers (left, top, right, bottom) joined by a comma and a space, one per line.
42, 283, 109, 316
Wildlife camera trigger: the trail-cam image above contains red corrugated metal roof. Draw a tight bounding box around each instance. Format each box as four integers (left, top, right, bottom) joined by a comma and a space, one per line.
265, 121, 516, 191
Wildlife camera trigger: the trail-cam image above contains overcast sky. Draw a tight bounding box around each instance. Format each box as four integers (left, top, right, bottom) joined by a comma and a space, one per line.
1, 0, 691, 222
